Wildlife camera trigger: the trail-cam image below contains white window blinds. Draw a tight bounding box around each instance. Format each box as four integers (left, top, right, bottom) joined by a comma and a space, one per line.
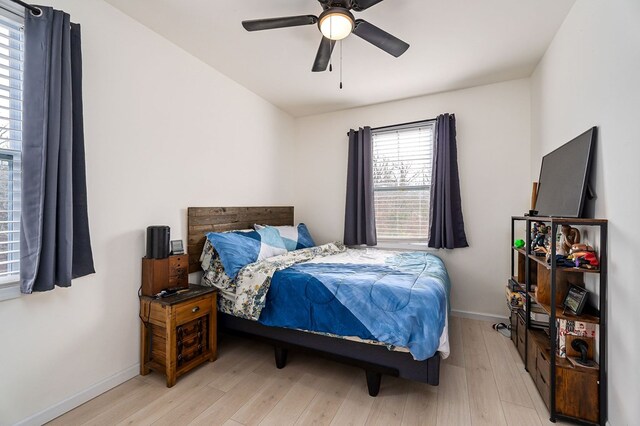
372, 121, 435, 241
0, 14, 22, 285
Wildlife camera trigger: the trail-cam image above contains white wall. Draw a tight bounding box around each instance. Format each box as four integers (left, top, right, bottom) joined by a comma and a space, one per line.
0, 1, 295, 424
293, 79, 532, 318
530, 1, 640, 424
7, 0, 636, 423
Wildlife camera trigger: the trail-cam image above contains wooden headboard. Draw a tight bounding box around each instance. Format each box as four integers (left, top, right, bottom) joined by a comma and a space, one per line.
187, 206, 294, 273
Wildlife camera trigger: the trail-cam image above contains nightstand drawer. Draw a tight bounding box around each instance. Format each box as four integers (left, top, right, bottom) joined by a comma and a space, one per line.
175, 296, 211, 325
177, 317, 206, 338
177, 316, 208, 367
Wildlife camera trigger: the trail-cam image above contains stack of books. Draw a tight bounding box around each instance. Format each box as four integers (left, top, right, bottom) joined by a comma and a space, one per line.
522, 300, 550, 328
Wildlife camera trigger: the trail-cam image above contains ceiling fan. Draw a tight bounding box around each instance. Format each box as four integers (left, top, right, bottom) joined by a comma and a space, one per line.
242, 0, 410, 72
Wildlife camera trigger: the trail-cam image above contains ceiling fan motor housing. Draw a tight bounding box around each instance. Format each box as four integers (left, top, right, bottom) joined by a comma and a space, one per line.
318, 7, 355, 40
318, 0, 353, 8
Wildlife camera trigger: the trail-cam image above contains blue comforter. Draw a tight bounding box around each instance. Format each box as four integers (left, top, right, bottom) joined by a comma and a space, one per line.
258, 251, 450, 361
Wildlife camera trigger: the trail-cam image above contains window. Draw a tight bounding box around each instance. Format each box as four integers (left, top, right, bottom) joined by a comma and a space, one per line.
0, 13, 23, 290
372, 120, 435, 242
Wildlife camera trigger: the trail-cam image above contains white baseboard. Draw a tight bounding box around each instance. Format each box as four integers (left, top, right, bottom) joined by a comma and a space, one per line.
450, 309, 507, 323
15, 363, 140, 426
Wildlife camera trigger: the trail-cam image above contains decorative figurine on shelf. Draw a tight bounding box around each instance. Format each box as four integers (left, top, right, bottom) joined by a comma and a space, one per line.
514, 239, 525, 249
567, 243, 599, 269
530, 222, 550, 255
570, 243, 594, 254
558, 225, 581, 256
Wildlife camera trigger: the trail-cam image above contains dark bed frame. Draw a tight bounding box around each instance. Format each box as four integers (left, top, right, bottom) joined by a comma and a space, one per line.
187, 206, 441, 396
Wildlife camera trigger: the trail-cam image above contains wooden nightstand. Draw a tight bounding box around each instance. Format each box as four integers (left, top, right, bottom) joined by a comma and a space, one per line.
139, 285, 217, 387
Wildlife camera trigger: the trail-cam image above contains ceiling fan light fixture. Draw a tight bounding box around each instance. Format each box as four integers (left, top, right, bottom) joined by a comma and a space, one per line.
318, 8, 354, 41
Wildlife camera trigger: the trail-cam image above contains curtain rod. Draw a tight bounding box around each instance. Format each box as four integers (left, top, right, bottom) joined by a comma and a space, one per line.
346, 118, 437, 136
7, 0, 41, 16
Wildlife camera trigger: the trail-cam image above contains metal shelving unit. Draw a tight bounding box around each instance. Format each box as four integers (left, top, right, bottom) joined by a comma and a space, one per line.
510, 215, 607, 425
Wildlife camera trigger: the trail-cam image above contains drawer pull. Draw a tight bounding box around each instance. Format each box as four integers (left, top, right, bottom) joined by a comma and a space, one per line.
192, 306, 200, 313
540, 352, 547, 362
539, 372, 547, 385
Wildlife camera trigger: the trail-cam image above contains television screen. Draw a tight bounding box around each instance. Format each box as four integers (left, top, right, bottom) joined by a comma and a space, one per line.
535, 127, 596, 217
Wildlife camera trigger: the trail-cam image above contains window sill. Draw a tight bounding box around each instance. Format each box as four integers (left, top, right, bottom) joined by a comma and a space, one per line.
0, 283, 21, 302
373, 241, 436, 252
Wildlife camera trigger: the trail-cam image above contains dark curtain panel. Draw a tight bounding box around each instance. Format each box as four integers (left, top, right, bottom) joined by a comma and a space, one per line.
21, 8, 94, 293
428, 114, 469, 249
344, 127, 377, 246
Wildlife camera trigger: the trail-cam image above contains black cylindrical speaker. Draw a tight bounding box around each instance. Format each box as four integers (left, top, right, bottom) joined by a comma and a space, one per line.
146, 226, 170, 259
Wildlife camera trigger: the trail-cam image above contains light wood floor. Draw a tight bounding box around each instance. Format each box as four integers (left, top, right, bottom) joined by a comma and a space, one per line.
49, 317, 569, 426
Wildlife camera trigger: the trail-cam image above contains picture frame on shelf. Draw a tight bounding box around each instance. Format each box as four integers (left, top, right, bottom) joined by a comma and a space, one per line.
170, 239, 184, 255
562, 284, 589, 315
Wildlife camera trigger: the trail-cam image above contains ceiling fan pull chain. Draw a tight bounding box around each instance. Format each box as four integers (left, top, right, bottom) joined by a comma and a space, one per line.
329, 18, 333, 72
329, 45, 332, 72
339, 39, 343, 89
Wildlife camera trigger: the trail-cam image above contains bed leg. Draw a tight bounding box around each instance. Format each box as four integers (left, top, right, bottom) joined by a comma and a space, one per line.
274, 346, 288, 369
365, 370, 382, 397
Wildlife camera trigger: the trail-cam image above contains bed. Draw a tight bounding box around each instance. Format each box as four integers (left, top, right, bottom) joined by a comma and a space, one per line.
187, 206, 449, 395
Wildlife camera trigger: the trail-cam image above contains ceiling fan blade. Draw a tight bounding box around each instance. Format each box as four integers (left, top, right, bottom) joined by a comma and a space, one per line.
351, 0, 385, 12
353, 19, 409, 57
312, 37, 336, 72
242, 15, 318, 32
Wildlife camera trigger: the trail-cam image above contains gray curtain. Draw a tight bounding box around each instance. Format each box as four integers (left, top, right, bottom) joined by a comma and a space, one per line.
428, 114, 468, 249
21, 7, 94, 293
344, 127, 377, 246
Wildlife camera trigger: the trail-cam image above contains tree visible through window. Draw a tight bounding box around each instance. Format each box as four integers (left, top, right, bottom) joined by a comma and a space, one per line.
372, 121, 435, 242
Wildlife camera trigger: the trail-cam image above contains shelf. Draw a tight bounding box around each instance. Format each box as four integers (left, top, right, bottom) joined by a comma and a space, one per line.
529, 328, 570, 371
511, 215, 608, 225
511, 212, 606, 424
528, 328, 599, 376
512, 247, 601, 274
528, 292, 600, 324
509, 276, 525, 292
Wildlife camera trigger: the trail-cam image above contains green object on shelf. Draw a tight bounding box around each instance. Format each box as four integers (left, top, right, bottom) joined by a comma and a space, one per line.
514, 239, 525, 249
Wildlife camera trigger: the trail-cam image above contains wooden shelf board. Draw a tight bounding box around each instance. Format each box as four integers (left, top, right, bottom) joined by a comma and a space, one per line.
528, 292, 600, 324
511, 215, 608, 225
509, 276, 525, 292
556, 265, 600, 274
512, 247, 601, 274
528, 327, 550, 349
528, 328, 599, 375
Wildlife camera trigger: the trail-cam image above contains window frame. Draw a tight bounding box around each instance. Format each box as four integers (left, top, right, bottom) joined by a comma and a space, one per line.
371, 119, 436, 249
0, 11, 23, 301
0, 152, 20, 278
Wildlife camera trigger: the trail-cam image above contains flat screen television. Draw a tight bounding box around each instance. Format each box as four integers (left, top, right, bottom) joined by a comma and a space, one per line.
534, 127, 596, 217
